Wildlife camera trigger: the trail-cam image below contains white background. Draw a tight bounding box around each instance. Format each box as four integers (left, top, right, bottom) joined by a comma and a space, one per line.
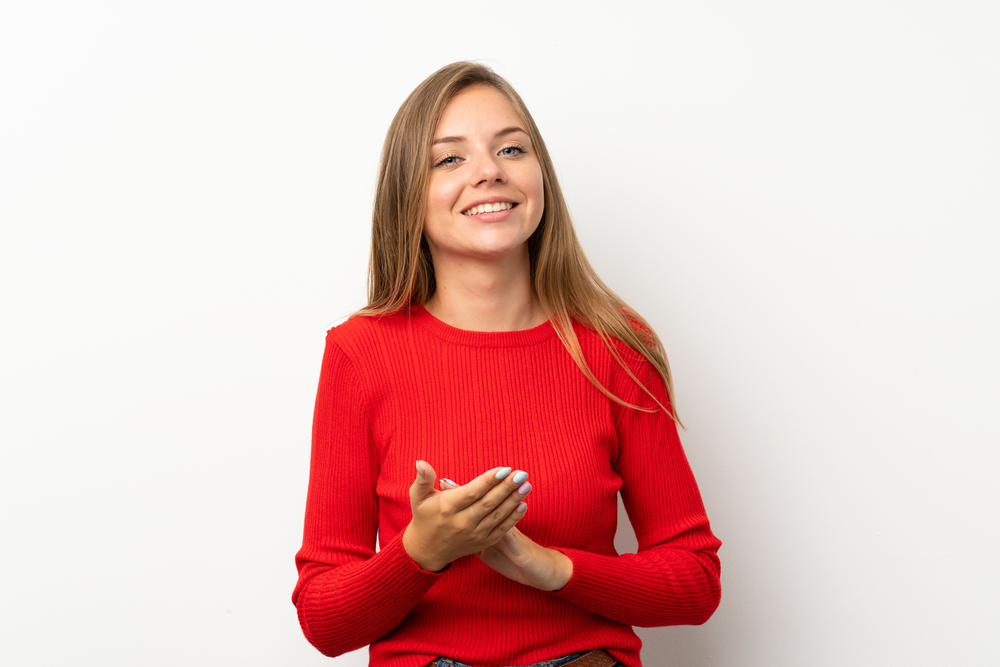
2, 1, 998, 665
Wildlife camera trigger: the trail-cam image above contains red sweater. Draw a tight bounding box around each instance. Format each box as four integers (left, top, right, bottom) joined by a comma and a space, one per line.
293, 307, 721, 667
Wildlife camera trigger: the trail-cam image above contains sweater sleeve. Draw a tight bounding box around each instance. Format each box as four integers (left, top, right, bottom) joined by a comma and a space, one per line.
549, 356, 722, 627
291, 334, 445, 657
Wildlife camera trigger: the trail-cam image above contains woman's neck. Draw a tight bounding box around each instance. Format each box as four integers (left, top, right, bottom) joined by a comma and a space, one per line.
423, 248, 547, 332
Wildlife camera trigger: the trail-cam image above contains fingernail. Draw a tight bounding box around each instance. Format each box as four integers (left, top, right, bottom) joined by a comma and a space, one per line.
518, 482, 531, 495
516, 502, 527, 514
512, 471, 528, 485
495, 467, 512, 480
442, 478, 457, 487
415, 461, 426, 478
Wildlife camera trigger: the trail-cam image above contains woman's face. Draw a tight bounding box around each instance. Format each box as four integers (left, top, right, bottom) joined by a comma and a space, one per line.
424, 85, 544, 266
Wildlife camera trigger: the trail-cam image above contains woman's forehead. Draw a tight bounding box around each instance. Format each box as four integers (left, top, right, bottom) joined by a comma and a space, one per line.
434, 86, 525, 138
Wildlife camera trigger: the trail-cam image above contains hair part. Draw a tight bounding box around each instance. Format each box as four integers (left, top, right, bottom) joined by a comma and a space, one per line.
356, 61, 683, 427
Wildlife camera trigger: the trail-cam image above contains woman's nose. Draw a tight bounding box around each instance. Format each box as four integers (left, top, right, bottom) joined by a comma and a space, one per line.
469, 153, 506, 186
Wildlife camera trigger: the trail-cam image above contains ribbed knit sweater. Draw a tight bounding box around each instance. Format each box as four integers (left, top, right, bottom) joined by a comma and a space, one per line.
292, 307, 721, 667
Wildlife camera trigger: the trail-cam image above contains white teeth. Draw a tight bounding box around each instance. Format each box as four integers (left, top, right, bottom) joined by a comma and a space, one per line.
464, 202, 513, 216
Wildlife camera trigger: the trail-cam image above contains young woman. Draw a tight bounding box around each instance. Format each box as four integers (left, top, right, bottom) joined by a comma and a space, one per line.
293, 62, 721, 667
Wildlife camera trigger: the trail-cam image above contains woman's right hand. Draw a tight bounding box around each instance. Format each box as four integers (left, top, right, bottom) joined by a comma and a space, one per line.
401, 461, 531, 572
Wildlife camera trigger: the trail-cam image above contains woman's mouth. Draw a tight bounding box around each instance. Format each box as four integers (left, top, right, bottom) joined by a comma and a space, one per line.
462, 202, 517, 216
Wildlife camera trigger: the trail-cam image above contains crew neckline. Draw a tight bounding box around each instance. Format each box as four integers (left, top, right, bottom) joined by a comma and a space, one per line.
410, 305, 557, 348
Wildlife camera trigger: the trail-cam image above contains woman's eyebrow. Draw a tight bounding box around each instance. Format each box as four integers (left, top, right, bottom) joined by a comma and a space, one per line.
495, 126, 528, 139
431, 126, 528, 146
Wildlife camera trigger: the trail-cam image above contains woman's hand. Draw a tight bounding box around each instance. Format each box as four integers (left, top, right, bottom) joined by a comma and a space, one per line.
474, 526, 574, 592
401, 461, 530, 572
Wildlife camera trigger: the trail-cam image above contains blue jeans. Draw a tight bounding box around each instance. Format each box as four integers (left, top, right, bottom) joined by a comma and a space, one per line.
430, 651, 622, 667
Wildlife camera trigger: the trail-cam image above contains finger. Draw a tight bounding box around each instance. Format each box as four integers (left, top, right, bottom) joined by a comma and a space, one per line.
475, 545, 504, 568
495, 525, 525, 558
485, 499, 528, 543
408, 460, 438, 506
475, 546, 498, 569
475, 545, 502, 568
471, 476, 531, 525
445, 466, 514, 512
466, 469, 530, 521
504, 525, 526, 541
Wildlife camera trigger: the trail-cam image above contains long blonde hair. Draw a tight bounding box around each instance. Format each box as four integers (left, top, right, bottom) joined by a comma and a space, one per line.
356, 62, 682, 426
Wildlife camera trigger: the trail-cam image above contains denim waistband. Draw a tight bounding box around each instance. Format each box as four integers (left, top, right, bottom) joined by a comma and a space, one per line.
431, 650, 589, 667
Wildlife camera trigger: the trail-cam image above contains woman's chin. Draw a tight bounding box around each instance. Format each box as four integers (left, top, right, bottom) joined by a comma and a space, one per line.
434, 235, 532, 264
463, 242, 530, 263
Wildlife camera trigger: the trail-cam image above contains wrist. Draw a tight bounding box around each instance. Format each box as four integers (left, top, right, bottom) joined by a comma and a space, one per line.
544, 548, 573, 591
402, 524, 444, 572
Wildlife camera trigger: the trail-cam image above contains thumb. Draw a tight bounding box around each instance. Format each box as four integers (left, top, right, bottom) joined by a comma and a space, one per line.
496, 527, 525, 558
409, 460, 438, 505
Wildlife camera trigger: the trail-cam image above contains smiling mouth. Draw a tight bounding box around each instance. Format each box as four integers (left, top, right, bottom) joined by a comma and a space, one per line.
462, 202, 517, 216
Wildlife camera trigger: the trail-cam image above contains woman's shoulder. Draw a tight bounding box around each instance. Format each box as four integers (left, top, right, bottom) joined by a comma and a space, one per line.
572, 318, 653, 372
323, 310, 414, 359
326, 311, 401, 339
571, 321, 674, 418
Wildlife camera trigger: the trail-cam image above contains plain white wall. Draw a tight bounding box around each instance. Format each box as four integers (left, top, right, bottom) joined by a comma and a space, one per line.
2, 1, 998, 665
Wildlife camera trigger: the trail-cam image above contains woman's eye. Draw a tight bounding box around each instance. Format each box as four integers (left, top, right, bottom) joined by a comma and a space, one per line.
434, 155, 461, 167
500, 145, 526, 157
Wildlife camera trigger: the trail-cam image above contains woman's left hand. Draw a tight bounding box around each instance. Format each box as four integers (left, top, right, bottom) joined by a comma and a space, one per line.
437, 479, 573, 591
474, 526, 573, 591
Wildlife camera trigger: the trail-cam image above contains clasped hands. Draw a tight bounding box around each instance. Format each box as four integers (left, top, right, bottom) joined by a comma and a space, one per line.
401, 460, 573, 591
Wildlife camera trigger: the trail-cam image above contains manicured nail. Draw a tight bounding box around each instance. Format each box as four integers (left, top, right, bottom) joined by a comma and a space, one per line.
516, 502, 527, 514
518, 482, 531, 495
495, 467, 512, 480
442, 478, 457, 487
415, 461, 426, 478
512, 471, 528, 485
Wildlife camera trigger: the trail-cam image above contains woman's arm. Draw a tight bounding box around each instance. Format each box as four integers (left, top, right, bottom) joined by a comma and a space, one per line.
291, 336, 444, 657
548, 356, 722, 626
293, 335, 531, 656
477, 354, 722, 627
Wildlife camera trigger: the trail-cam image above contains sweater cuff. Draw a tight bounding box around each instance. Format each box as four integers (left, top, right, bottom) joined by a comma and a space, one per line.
544, 547, 597, 601
378, 530, 452, 579
299, 531, 449, 648
304, 531, 447, 624
543, 546, 650, 612
542, 546, 721, 627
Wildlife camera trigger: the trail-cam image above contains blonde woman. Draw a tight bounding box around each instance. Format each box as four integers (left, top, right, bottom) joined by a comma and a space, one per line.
293, 62, 721, 667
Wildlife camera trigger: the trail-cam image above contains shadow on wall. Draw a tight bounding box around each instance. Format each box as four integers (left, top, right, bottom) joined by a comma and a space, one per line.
614, 497, 721, 666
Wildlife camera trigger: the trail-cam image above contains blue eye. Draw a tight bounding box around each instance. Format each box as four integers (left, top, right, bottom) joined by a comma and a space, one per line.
434, 154, 461, 167
500, 145, 526, 157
